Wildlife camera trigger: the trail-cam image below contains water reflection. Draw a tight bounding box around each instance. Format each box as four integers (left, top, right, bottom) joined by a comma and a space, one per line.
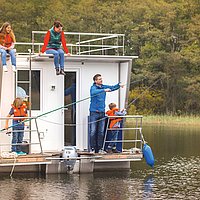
0, 125, 200, 199
143, 174, 154, 199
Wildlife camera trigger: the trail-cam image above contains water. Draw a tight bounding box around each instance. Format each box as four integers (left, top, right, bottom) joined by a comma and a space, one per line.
0, 125, 200, 200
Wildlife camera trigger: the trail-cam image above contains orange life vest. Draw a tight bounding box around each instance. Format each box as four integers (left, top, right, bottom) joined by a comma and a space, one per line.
11, 103, 27, 120
106, 108, 122, 128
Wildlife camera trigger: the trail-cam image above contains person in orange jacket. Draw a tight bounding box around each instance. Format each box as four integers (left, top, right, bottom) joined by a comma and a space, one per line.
5, 98, 28, 155
0, 22, 16, 72
40, 20, 70, 75
106, 103, 126, 153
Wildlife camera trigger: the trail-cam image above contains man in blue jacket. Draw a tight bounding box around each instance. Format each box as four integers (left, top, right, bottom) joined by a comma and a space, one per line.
89, 74, 124, 153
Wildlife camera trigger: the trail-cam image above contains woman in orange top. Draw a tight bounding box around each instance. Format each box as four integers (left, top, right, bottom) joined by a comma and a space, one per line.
0, 22, 16, 72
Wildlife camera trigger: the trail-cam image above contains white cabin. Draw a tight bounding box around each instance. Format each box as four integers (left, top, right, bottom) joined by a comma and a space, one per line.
0, 32, 137, 154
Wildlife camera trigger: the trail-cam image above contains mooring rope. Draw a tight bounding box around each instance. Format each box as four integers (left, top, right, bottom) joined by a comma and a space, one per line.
126, 77, 162, 110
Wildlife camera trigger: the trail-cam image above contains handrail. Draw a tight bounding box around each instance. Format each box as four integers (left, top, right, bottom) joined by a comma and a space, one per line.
15, 42, 122, 49
106, 115, 143, 118
0, 116, 43, 154
0, 116, 36, 120
102, 115, 144, 151
76, 35, 119, 44
0, 142, 40, 146
31, 31, 125, 55
32, 30, 125, 36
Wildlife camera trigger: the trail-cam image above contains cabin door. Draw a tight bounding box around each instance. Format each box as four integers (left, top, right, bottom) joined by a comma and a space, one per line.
64, 71, 76, 146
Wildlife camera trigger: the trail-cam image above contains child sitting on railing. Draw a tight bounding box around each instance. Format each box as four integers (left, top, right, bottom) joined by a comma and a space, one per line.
106, 103, 126, 153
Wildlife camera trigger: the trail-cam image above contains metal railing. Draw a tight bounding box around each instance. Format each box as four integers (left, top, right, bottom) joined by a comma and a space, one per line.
30, 31, 125, 55
0, 116, 43, 155
102, 115, 145, 152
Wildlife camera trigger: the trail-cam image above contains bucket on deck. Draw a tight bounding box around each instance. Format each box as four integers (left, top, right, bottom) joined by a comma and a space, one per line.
142, 143, 155, 168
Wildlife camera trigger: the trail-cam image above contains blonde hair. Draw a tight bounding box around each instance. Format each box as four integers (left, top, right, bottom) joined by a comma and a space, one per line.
0, 22, 16, 43
109, 103, 116, 110
13, 98, 23, 108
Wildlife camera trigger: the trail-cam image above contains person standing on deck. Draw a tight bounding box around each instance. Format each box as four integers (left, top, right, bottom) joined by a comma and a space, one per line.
106, 103, 126, 153
4, 98, 28, 155
89, 74, 124, 153
40, 20, 70, 76
0, 22, 16, 72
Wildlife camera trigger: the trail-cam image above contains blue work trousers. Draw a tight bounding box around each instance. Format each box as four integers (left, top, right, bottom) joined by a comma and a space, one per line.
90, 111, 105, 153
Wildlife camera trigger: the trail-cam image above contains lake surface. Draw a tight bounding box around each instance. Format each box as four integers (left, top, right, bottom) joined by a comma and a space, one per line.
0, 125, 200, 200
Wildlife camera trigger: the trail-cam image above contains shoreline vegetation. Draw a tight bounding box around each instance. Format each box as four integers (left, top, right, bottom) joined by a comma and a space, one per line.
127, 115, 200, 126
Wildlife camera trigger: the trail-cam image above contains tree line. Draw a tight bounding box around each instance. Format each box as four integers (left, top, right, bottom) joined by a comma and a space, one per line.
1, 0, 200, 115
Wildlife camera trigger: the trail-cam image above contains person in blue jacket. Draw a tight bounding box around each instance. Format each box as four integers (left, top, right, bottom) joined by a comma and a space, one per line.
89, 74, 124, 153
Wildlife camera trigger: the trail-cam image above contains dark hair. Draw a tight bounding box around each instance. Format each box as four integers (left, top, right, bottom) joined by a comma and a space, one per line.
53, 20, 63, 28
93, 74, 101, 82
109, 103, 116, 110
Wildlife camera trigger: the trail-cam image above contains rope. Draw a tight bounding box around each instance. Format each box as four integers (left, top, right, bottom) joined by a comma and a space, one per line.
126, 77, 163, 110
0, 152, 18, 178
0, 86, 115, 132
10, 156, 17, 178
35, 79, 146, 126
0, 77, 148, 132
37, 77, 160, 127
38, 116, 108, 126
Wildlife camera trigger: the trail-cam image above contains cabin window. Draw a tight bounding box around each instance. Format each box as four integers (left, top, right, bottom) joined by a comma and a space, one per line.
17, 70, 40, 110
64, 72, 76, 146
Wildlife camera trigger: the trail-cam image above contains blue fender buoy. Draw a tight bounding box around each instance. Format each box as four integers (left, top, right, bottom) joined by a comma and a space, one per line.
143, 143, 155, 168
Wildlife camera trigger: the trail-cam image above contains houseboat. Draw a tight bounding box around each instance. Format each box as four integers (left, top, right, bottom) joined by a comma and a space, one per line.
0, 31, 147, 174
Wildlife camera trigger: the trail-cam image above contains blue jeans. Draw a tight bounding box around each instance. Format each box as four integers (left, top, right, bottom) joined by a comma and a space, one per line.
90, 111, 105, 153
45, 48, 64, 69
0, 48, 16, 66
107, 130, 119, 149
12, 123, 24, 152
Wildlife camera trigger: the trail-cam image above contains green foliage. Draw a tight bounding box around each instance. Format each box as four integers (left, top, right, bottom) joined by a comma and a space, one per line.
1, 0, 200, 115
128, 87, 164, 115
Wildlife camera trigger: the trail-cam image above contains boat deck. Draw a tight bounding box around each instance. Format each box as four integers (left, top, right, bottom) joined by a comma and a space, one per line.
95, 152, 143, 162
0, 151, 143, 173
0, 153, 52, 167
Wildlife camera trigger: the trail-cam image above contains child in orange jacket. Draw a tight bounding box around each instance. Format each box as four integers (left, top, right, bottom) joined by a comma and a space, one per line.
5, 98, 27, 155
106, 103, 126, 153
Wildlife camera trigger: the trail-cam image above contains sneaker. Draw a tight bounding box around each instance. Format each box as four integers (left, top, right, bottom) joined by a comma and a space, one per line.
56, 68, 60, 75
17, 151, 27, 155
98, 149, 107, 154
12, 65, 16, 72
106, 149, 113, 154
112, 148, 120, 153
90, 148, 95, 154
60, 69, 66, 75
3, 65, 8, 72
